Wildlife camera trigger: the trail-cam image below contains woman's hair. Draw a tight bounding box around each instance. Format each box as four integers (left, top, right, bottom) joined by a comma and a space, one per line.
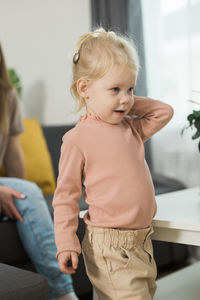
70, 28, 140, 112
0, 43, 12, 134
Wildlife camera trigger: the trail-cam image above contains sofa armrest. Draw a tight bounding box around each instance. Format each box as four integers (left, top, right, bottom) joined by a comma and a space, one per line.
0, 263, 49, 300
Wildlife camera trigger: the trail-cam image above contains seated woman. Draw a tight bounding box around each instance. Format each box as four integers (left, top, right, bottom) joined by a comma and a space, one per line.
0, 43, 79, 300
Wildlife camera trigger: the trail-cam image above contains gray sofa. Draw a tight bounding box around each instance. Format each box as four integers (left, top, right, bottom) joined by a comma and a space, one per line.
0, 124, 188, 299
0, 124, 92, 300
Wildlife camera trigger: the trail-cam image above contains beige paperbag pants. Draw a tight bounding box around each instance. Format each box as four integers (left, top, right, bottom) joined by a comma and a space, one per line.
82, 224, 157, 300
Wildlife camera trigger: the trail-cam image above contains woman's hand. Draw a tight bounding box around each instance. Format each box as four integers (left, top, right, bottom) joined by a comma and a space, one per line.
58, 251, 78, 274
0, 186, 26, 221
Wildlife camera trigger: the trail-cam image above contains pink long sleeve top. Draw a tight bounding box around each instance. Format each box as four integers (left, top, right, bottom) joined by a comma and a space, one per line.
53, 97, 174, 256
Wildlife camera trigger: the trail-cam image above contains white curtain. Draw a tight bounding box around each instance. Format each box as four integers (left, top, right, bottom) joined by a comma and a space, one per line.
141, 0, 200, 187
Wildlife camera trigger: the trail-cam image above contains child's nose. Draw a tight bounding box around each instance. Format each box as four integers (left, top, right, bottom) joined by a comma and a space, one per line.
120, 94, 131, 104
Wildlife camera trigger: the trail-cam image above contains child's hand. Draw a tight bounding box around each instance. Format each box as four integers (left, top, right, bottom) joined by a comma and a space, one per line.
58, 251, 78, 274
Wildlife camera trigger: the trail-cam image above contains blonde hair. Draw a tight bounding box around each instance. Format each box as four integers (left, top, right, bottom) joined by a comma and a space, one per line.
70, 28, 140, 112
0, 43, 13, 134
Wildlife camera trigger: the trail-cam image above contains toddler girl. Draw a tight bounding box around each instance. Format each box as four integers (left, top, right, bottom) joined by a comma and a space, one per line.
53, 28, 173, 300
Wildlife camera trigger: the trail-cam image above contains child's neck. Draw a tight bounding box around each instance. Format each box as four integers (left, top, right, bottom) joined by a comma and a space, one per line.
86, 108, 96, 116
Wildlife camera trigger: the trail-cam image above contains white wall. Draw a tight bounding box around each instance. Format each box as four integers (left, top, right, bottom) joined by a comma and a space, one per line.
0, 0, 90, 125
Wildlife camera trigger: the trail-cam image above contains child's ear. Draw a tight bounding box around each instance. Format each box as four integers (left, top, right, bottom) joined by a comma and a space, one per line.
77, 78, 89, 99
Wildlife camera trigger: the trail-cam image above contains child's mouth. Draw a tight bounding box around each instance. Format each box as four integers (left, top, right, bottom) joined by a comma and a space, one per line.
114, 110, 125, 115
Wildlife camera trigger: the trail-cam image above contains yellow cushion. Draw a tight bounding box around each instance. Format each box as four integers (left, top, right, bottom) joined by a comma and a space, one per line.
19, 119, 56, 195
0, 119, 56, 195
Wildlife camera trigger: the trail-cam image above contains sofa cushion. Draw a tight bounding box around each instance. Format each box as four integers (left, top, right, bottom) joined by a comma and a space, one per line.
20, 119, 56, 195
42, 125, 75, 179
0, 263, 49, 300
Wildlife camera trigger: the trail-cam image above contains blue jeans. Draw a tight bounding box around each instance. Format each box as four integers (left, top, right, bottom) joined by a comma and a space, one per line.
0, 177, 74, 298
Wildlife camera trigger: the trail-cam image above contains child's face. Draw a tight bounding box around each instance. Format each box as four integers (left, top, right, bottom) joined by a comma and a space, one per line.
85, 64, 136, 124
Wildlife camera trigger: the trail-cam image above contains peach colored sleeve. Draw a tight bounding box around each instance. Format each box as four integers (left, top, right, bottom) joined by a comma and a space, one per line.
52, 134, 85, 257
128, 96, 174, 142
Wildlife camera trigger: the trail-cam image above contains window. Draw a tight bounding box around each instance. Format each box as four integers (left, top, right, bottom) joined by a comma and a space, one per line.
141, 0, 200, 186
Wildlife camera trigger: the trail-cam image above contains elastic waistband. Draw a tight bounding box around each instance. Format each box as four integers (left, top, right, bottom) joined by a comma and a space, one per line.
84, 225, 154, 249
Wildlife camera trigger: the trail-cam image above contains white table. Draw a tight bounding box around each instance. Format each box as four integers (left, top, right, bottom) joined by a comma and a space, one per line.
80, 187, 200, 299
152, 187, 200, 246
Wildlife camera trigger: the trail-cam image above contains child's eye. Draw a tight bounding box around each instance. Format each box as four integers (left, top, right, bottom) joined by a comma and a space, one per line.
112, 87, 120, 92
128, 87, 135, 95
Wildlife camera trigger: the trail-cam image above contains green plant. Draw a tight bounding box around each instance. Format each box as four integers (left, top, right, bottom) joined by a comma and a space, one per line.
8, 68, 22, 98
181, 93, 200, 152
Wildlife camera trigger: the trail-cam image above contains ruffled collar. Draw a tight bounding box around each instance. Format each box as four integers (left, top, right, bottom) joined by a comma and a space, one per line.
79, 112, 102, 122
79, 112, 127, 126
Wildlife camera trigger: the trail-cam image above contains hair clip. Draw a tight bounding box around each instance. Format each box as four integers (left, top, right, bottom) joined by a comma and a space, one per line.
73, 51, 80, 64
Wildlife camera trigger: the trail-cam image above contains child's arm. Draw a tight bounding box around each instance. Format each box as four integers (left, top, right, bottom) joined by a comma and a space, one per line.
52, 133, 85, 269
128, 96, 174, 141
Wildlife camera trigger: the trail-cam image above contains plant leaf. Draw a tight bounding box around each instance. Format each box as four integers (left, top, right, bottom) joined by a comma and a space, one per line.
193, 110, 200, 118
181, 127, 185, 136
194, 118, 200, 132
187, 113, 195, 126
192, 131, 200, 140
8, 68, 22, 98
